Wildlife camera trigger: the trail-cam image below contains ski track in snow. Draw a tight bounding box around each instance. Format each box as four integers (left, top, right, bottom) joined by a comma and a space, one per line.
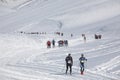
0, 33, 120, 80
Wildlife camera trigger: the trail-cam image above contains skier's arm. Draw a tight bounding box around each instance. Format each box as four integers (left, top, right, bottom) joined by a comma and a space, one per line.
79, 57, 81, 61
65, 57, 68, 63
65, 57, 67, 62
85, 57, 87, 61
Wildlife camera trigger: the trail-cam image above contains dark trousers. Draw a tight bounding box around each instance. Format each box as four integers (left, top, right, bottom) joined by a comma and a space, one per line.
80, 63, 84, 72
52, 43, 55, 46
66, 63, 72, 74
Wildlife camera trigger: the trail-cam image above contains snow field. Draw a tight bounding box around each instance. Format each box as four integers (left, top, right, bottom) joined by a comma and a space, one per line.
0, 33, 120, 80
0, 0, 120, 80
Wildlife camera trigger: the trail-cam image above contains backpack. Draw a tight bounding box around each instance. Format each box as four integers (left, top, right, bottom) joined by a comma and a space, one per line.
66, 56, 72, 64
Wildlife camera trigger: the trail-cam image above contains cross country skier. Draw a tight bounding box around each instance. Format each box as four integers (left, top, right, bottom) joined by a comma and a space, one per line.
65, 54, 73, 75
79, 54, 87, 75
52, 39, 55, 47
47, 41, 51, 48
64, 40, 68, 47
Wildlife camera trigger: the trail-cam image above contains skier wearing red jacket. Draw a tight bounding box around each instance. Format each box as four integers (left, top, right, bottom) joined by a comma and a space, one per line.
47, 41, 51, 48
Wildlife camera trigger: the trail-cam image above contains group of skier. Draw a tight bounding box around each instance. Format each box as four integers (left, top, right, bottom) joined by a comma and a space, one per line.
65, 53, 87, 75
47, 39, 55, 48
82, 34, 86, 43
58, 40, 68, 47
47, 39, 68, 48
81, 34, 102, 43
95, 34, 102, 39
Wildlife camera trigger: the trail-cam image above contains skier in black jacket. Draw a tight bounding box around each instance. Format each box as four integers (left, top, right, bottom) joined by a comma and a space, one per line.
65, 53, 73, 74
52, 39, 55, 47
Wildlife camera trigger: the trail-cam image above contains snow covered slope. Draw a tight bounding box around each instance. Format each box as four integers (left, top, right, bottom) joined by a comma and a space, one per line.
0, 0, 120, 80
0, 0, 120, 33
0, 0, 30, 8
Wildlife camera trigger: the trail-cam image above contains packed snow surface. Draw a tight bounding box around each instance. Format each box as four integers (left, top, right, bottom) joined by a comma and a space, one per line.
0, 0, 120, 80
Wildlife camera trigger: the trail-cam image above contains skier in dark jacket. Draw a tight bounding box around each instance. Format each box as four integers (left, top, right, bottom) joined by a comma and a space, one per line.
64, 40, 68, 47
65, 54, 73, 74
52, 39, 55, 47
79, 54, 87, 75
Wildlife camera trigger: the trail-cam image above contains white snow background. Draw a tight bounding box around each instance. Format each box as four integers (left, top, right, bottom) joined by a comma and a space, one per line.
0, 0, 120, 80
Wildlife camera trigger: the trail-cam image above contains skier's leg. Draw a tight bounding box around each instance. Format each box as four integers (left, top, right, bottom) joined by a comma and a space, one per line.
66, 64, 68, 74
80, 63, 83, 72
81, 63, 84, 75
70, 65, 72, 74
82, 64, 84, 72
80, 67, 82, 72
81, 67, 83, 75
